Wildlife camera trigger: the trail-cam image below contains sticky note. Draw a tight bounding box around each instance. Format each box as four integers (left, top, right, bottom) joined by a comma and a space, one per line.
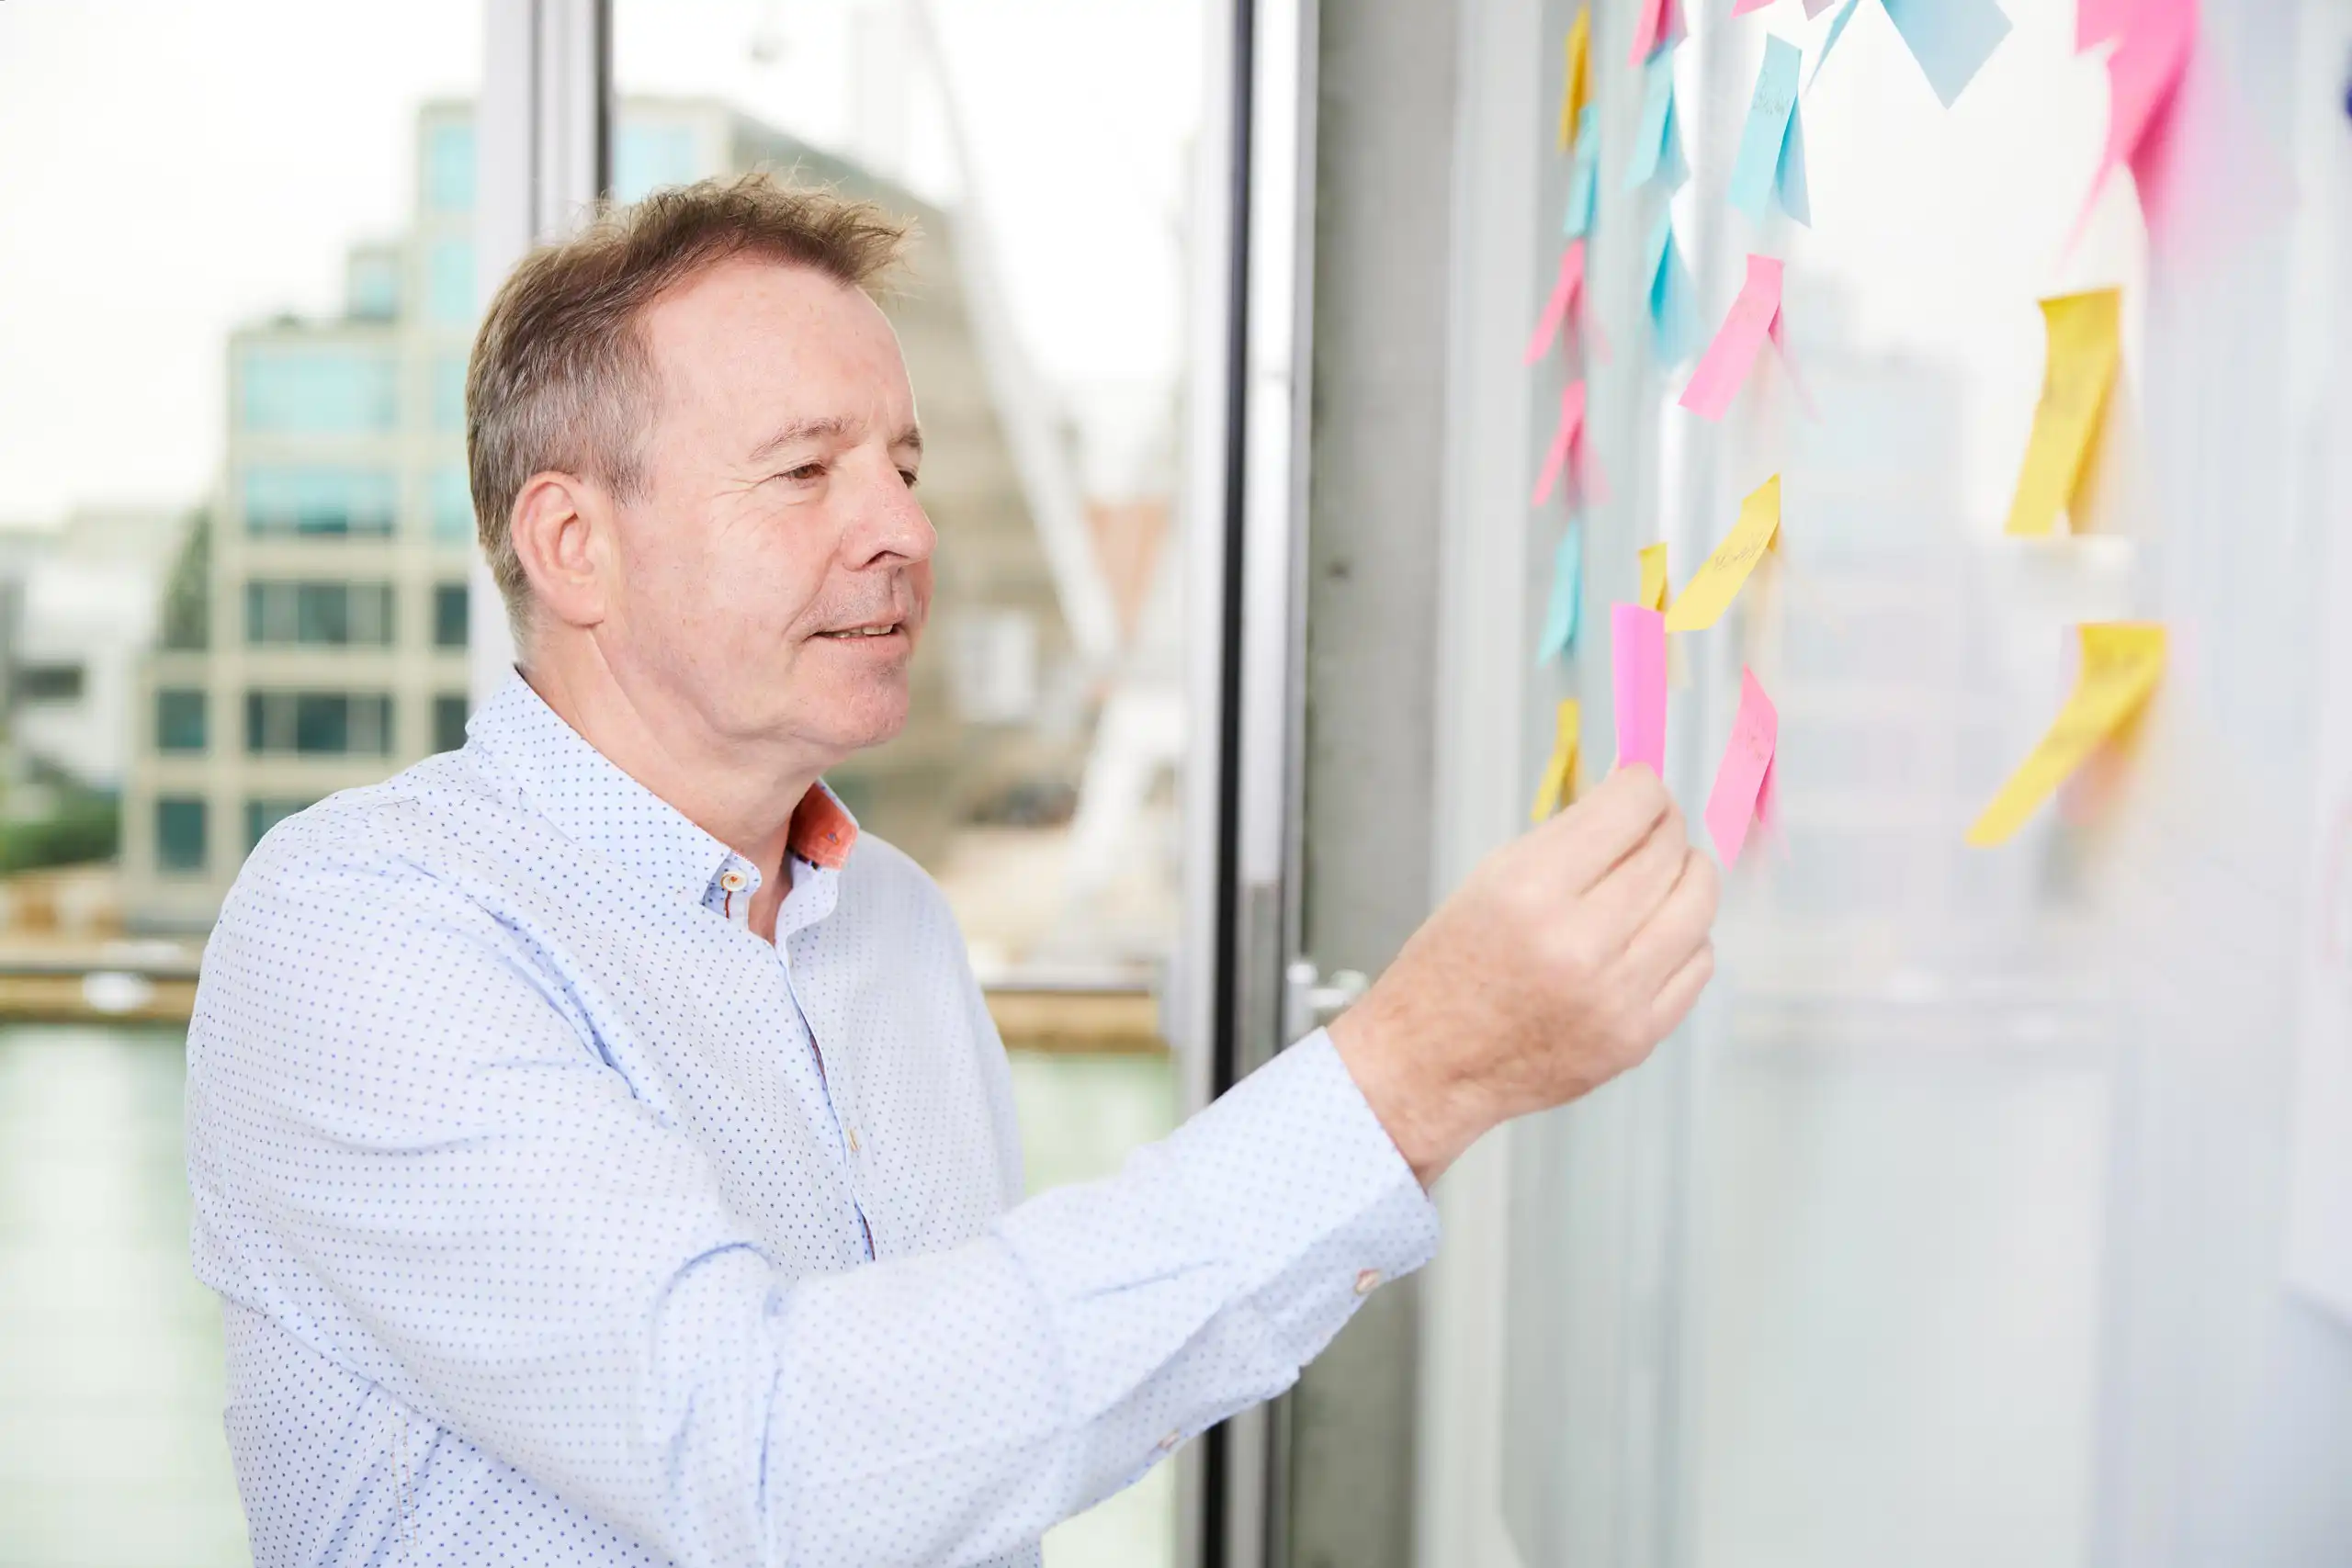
1729, 37, 1810, 225
1810, 0, 1862, 87
1804, 0, 1841, 14
1524, 241, 1589, 366
1624, 51, 1689, 195
1530, 380, 1606, 509
1558, 7, 1593, 152
1705, 668, 1780, 863
1879, 0, 2012, 107
1531, 699, 1583, 823
2069, 0, 2197, 248
1638, 543, 1670, 613
2003, 288, 2121, 537
1537, 523, 1584, 664
1562, 107, 1602, 236
1645, 210, 1702, 367
1667, 474, 1781, 632
1680, 255, 1787, 422
1613, 605, 1668, 774
1628, 0, 1685, 65
1966, 622, 2165, 846
1733, 0, 1777, 15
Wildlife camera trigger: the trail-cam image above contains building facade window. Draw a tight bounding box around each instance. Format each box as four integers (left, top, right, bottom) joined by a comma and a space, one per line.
424, 120, 474, 213
432, 355, 468, 433
433, 583, 469, 649
347, 246, 402, 321
425, 240, 476, 325
243, 468, 400, 536
240, 344, 399, 434
614, 122, 701, 202
156, 797, 208, 873
244, 797, 318, 851
244, 691, 395, 756
434, 693, 469, 753
430, 466, 474, 543
155, 688, 208, 753
245, 581, 396, 647
15, 663, 84, 703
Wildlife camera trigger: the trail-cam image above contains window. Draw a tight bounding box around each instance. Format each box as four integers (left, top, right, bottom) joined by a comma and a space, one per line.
155, 689, 207, 753
423, 118, 475, 213
244, 797, 318, 851
432, 355, 468, 433
243, 467, 400, 536
346, 245, 402, 321
430, 466, 475, 543
434, 583, 469, 649
155, 797, 207, 874
244, 691, 395, 756
245, 581, 396, 647
425, 239, 475, 325
613, 121, 702, 201
15, 663, 84, 703
239, 343, 399, 434
434, 693, 469, 753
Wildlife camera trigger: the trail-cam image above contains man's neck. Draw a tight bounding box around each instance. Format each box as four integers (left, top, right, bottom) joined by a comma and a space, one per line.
520, 640, 827, 939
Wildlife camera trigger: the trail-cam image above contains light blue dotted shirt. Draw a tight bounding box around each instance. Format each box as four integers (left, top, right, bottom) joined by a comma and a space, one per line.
186, 673, 1440, 1567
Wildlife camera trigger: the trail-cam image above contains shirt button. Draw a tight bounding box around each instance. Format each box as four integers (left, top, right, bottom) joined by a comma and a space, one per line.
718, 868, 749, 893
846, 1127, 861, 1153
1353, 1269, 1383, 1296
1158, 1430, 1181, 1452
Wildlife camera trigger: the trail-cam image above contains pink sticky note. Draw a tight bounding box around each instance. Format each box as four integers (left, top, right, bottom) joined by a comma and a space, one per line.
2075, 0, 2133, 49
1704, 667, 1779, 864
1612, 604, 1668, 774
2132, 7, 2293, 268
1531, 380, 1589, 508
1522, 242, 1588, 367
1679, 254, 1784, 423
2068, 0, 2198, 250
1628, 0, 1683, 64
1731, 0, 1776, 16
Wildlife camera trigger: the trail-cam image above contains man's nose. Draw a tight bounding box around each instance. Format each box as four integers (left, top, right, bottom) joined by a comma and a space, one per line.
848, 461, 937, 569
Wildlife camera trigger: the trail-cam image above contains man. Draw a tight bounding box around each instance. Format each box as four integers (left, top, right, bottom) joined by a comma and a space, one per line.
187, 175, 1717, 1566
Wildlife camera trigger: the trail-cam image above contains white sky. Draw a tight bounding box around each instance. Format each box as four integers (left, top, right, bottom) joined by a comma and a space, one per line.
0, 0, 1204, 526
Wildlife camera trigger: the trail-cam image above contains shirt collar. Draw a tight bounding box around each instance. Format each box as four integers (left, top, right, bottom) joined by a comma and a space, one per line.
466, 672, 860, 904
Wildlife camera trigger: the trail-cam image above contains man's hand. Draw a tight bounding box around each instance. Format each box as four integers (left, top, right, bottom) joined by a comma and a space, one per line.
1328, 766, 1718, 1186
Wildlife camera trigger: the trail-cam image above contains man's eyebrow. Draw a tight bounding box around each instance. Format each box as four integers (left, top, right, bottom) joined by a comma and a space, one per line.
747, 416, 857, 465
893, 423, 924, 456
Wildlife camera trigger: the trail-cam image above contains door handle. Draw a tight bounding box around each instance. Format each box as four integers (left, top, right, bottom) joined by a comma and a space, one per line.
1283, 960, 1371, 1043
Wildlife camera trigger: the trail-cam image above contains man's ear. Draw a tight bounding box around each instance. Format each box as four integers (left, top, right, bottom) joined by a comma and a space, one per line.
508, 470, 612, 631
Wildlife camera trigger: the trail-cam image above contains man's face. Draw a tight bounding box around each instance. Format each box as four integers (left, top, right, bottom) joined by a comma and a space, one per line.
602, 256, 933, 762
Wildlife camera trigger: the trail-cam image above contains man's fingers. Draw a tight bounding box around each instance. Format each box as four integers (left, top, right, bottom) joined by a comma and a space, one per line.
1645, 936, 1716, 1040
1582, 804, 1689, 942
1533, 765, 1672, 894
1623, 848, 1719, 989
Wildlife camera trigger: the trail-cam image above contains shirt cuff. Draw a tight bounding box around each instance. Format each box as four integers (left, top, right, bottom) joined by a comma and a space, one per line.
1158, 1028, 1442, 1366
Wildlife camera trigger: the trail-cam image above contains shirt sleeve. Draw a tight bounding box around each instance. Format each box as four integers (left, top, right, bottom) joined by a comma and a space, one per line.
187, 840, 1438, 1568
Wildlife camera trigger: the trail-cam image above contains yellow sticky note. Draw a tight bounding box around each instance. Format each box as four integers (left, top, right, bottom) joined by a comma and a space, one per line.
2004, 288, 2122, 537
1638, 543, 1670, 613
1531, 699, 1582, 823
1666, 475, 1781, 633
1965, 622, 2165, 846
1558, 8, 1592, 153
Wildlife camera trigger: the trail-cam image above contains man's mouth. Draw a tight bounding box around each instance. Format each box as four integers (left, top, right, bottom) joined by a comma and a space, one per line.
816, 622, 904, 640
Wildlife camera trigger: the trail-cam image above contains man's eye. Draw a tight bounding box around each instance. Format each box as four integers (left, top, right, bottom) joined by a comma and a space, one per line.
780, 462, 826, 482
899, 469, 920, 490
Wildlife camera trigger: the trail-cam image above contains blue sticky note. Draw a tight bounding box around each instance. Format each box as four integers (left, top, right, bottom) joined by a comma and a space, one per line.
1809, 0, 1861, 90
1729, 36, 1806, 224
1562, 107, 1601, 236
1538, 523, 1584, 664
1779, 97, 1810, 224
1645, 209, 1701, 367
1623, 52, 1688, 195
1879, 0, 2011, 107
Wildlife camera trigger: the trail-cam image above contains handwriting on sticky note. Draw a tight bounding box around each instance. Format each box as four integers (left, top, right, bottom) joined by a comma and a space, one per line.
1638, 543, 1670, 614
1537, 524, 1583, 665
1667, 475, 1781, 632
2003, 288, 2121, 537
1705, 668, 1780, 864
1532, 699, 1583, 823
1680, 255, 1786, 422
1613, 605, 1668, 774
1624, 51, 1688, 194
1559, 7, 1593, 152
1966, 623, 2165, 846
1729, 37, 1809, 225
1880, 0, 2012, 107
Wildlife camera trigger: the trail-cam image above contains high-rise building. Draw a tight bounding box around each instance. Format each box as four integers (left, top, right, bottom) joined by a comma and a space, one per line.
121, 98, 1082, 931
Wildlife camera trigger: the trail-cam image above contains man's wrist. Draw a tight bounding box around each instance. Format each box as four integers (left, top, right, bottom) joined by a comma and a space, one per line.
1326, 999, 1491, 1188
